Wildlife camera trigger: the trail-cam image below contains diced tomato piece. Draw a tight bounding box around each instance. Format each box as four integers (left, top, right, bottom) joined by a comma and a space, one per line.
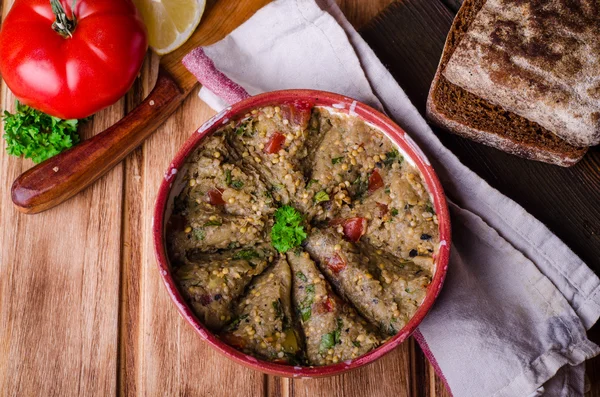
368, 169, 384, 194
327, 254, 347, 273
207, 188, 225, 206
264, 132, 286, 154
280, 100, 313, 129
341, 217, 368, 242
199, 294, 212, 305
376, 202, 388, 216
322, 296, 334, 313
221, 333, 246, 349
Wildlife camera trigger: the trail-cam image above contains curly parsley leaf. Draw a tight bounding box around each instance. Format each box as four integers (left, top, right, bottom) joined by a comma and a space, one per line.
271, 205, 307, 253
2, 102, 80, 163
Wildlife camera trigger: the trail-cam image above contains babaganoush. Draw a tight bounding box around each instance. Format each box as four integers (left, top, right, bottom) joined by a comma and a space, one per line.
166, 101, 440, 366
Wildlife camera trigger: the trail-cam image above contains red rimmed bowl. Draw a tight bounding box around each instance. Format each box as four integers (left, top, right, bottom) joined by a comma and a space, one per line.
153, 89, 451, 378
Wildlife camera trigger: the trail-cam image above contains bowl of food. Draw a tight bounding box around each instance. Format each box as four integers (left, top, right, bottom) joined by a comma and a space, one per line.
153, 90, 451, 377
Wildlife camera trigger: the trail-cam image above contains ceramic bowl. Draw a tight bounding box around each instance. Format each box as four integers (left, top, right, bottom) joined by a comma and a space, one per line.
153, 89, 451, 377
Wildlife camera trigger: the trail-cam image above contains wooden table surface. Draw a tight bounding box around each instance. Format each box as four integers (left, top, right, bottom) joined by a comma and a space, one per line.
1, 0, 599, 396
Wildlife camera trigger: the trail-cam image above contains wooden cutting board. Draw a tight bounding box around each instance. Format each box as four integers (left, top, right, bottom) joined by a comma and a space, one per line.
1, 0, 599, 396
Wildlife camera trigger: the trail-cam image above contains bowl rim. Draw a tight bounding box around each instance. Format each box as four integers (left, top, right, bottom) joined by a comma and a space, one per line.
152, 89, 451, 378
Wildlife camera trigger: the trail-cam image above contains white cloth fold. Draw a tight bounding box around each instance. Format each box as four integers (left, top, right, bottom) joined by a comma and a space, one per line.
182, 0, 600, 395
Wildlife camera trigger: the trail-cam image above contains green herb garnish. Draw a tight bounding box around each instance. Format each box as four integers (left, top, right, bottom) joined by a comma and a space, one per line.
331, 156, 344, 165
3, 102, 80, 163
225, 313, 248, 331
352, 341, 361, 348
225, 169, 244, 189
271, 205, 307, 253
314, 190, 329, 203
390, 208, 399, 216
233, 249, 259, 260
193, 228, 205, 241
300, 284, 315, 322
230, 180, 244, 189
203, 220, 222, 227
383, 149, 403, 166
306, 179, 319, 189
296, 272, 308, 282
320, 318, 343, 352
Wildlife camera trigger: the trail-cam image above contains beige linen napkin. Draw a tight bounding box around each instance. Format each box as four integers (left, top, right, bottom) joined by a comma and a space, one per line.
182, 1, 600, 395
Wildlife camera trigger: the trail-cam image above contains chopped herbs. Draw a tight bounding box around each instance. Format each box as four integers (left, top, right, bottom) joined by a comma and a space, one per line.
319, 332, 335, 352
353, 341, 361, 348
193, 228, 205, 241
300, 284, 315, 322
296, 271, 308, 282
305, 179, 319, 189
383, 149, 403, 166
225, 169, 244, 189
235, 120, 252, 136
230, 180, 244, 189
353, 177, 368, 200
425, 204, 435, 214
314, 190, 330, 203
390, 208, 399, 216
331, 156, 344, 164
3, 102, 81, 163
271, 206, 307, 253
225, 314, 248, 331
319, 318, 343, 352
203, 220, 222, 227
233, 249, 259, 260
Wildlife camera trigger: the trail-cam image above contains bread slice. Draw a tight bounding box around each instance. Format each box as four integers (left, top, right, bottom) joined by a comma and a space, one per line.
426, 0, 588, 167
443, 0, 600, 147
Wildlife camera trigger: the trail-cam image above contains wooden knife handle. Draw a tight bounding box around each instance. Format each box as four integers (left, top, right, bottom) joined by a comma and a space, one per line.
12, 67, 187, 214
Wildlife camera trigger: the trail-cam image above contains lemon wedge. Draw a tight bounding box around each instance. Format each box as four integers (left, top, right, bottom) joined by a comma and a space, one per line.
133, 0, 206, 55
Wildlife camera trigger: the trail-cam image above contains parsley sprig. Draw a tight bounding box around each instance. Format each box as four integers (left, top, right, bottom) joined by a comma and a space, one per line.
2, 102, 80, 163
271, 205, 307, 253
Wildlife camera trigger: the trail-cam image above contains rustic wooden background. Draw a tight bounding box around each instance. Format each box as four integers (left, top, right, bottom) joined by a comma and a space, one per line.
1, 0, 599, 396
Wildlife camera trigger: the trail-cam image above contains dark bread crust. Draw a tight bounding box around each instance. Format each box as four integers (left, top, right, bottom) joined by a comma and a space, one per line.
426, 0, 587, 167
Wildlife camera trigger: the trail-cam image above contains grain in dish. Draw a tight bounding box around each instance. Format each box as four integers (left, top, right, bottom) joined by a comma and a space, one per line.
167, 102, 439, 366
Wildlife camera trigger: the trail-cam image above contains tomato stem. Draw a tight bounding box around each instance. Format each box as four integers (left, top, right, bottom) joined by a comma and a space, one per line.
50, 0, 77, 38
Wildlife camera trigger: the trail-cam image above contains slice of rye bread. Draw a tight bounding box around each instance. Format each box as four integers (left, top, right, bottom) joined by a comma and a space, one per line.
426, 0, 588, 167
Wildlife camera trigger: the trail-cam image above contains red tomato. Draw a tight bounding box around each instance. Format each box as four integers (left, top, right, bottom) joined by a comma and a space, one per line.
368, 169, 384, 194
280, 100, 313, 129
376, 202, 388, 216
207, 189, 225, 206
199, 294, 212, 306
264, 132, 286, 154
0, 0, 147, 119
327, 254, 347, 273
341, 217, 368, 242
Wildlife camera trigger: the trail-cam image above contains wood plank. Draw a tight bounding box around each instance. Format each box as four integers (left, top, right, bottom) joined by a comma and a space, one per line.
290, 345, 413, 397
336, 0, 395, 28
0, 23, 124, 397
360, 0, 600, 275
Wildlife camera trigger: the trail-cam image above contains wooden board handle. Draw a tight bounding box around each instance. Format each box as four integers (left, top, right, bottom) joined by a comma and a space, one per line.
12, 67, 187, 214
